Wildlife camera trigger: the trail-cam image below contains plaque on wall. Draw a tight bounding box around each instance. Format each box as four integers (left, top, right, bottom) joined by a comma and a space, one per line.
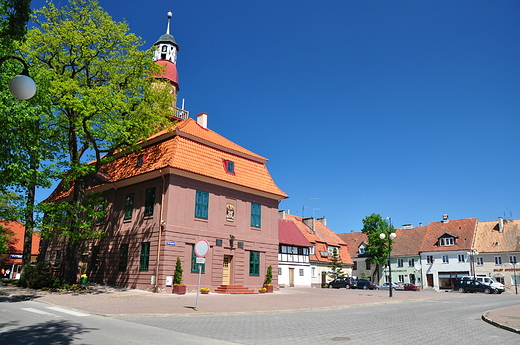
226, 204, 235, 222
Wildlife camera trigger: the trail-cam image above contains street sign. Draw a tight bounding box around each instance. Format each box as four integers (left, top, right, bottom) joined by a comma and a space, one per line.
196, 257, 206, 264
165, 241, 176, 246
194, 239, 210, 257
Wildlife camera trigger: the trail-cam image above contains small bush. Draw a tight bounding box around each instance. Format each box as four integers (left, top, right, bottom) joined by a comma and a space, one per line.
18, 263, 52, 289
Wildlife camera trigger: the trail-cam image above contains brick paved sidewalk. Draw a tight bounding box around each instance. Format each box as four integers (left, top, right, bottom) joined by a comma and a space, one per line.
1, 282, 519, 333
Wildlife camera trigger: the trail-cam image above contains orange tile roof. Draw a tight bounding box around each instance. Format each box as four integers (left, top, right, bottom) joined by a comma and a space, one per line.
419, 218, 477, 252
46, 118, 287, 201
474, 218, 520, 253
284, 214, 353, 265
0, 221, 40, 263
392, 226, 428, 256
337, 232, 367, 259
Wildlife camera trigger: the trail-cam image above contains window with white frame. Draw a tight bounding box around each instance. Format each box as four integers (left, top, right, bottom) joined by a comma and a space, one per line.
476, 257, 483, 266
510, 255, 517, 264
512, 275, 520, 286
408, 258, 414, 267
495, 256, 502, 265
311, 266, 316, 277
426, 255, 434, 264
328, 246, 339, 257
397, 259, 403, 267
278, 267, 282, 275
442, 255, 449, 263
458, 254, 465, 263
439, 237, 455, 246
398, 275, 405, 282
299, 269, 304, 276
359, 244, 366, 255
309, 245, 315, 255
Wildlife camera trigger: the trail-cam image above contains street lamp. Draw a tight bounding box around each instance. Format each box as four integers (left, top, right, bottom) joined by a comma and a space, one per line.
380, 220, 396, 298
0, 55, 36, 99
467, 250, 479, 279
512, 261, 518, 295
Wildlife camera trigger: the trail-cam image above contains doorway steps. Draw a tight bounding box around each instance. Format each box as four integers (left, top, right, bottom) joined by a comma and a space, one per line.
214, 285, 256, 294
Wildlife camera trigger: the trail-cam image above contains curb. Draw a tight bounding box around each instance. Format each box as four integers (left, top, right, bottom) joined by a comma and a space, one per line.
482, 311, 520, 334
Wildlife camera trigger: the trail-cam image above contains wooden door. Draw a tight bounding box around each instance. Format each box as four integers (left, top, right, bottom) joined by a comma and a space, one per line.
289, 268, 295, 287
427, 274, 434, 287
222, 255, 231, 285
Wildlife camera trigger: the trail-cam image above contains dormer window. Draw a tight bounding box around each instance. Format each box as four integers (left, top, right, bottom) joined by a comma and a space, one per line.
439, 237, 455, 246
137, 154, 147, 167
223, 160, 235, 175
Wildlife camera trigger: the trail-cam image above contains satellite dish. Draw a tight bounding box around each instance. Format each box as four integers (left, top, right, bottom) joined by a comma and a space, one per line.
414, 263, 422, 271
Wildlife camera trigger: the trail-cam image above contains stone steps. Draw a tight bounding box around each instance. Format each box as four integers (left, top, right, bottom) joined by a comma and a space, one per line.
214, 285, 257, 294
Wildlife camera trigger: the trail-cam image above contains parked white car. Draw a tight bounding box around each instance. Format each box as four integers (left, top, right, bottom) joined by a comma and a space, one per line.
377, 282, 403, 290
461, 276, 505, 292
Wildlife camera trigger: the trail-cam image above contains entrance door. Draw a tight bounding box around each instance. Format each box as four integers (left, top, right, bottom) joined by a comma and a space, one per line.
222, 255, 232, 285
289, 268, 295, 287
427, 274, 434, 287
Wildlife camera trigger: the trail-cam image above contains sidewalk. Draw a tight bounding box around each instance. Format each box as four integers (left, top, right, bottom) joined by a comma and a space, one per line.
1, 283, 519, 333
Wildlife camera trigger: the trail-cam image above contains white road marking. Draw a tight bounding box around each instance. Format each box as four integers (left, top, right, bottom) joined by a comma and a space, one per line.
46, 306, 90, 317
21, 308, 61, 317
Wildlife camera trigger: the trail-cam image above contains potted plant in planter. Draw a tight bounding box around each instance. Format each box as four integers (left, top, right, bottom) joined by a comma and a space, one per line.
173, 257, 186, 294
263, 265, 274, 293
200, 287, 210, 294
258, 287, 267, 293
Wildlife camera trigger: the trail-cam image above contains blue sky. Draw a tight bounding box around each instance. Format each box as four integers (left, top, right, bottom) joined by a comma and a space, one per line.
31, 1, 520, 233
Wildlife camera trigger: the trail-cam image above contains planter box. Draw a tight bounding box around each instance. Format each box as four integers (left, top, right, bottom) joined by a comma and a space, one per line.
173, 285, 186, 295
264, 285, 274, 293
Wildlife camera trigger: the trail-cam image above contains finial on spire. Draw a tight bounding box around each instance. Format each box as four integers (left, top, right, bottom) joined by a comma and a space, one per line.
166, 11, 172, 35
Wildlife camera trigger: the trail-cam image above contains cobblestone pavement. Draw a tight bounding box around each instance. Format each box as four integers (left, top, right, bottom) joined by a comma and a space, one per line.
1, 282, 519, 337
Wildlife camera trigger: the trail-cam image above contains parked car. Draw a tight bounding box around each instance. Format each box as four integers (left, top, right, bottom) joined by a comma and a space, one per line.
378, 282, 403, 290
356, 279, 378, 290
461, 276, 506, 293
453, 279, 500, 294
328, 277, 357, 289
403, 283, 418, 291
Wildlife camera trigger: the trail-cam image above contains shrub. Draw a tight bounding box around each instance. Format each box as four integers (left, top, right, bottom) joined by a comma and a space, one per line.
18, 263, 52, 289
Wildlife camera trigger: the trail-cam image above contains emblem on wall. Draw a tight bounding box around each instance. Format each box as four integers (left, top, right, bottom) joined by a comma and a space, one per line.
226, 204, 235, 222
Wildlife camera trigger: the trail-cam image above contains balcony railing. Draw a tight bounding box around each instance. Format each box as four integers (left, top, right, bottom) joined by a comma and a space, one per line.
172, 107, 189, 120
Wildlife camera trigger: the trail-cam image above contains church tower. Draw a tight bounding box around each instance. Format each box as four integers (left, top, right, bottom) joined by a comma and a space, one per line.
153, 11, 184, 118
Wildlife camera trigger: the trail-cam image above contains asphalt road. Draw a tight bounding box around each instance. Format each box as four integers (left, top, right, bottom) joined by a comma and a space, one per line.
117, 294, 520, 344
1, 292, 519, 344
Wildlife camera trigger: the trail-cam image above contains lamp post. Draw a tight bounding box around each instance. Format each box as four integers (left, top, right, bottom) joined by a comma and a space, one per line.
0, 55, 36, 99
512, 261, 518, 295
380, 218, 396, 297
467, 250, 479, 279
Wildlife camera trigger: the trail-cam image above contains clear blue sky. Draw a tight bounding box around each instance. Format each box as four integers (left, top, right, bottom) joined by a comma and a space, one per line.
31, 1, 520, 233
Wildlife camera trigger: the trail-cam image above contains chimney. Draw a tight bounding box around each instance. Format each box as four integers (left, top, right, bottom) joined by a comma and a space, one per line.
302, 217, 315, 233
402, 224, 413, 229
442, 214, 449, 223
317, 217, 327, 226
498, 217, 504, 233
419, 223, 423, 227
197, 112, 208, 128
278, 210, 286, 220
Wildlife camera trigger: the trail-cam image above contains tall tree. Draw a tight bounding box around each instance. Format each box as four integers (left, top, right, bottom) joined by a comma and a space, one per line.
361, 213, 394, 282
0, 0, 32, 46
327, 247, 345, 281
19, 0, 175, 284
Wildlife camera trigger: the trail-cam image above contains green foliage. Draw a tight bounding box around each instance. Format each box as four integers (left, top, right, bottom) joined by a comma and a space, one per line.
17, 262, 52, 289
0, 0, 32, 46
327, 247, 345, 280
173, 257, 183, 285
13, 0, 176, 284
264, 265, 273, 285
37, 193, 107, 245
361, 213, 394, 265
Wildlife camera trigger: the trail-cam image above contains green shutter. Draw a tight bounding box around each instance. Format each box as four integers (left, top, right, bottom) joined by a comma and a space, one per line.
144, 188, 155, 216
195, 190, 209, 219
119, 244, 129, 271
191, 245, 205, 273
249, 251, 260, 276
124, 193, 134, 220
251, 203, 261, 228
139, 242, 150, 271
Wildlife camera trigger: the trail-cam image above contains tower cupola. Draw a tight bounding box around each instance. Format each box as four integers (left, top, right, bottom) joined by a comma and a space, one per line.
153, 11, 179, 93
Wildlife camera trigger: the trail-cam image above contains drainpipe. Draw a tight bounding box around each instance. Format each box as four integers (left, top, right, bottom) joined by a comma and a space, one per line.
154, 169, 167, 292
